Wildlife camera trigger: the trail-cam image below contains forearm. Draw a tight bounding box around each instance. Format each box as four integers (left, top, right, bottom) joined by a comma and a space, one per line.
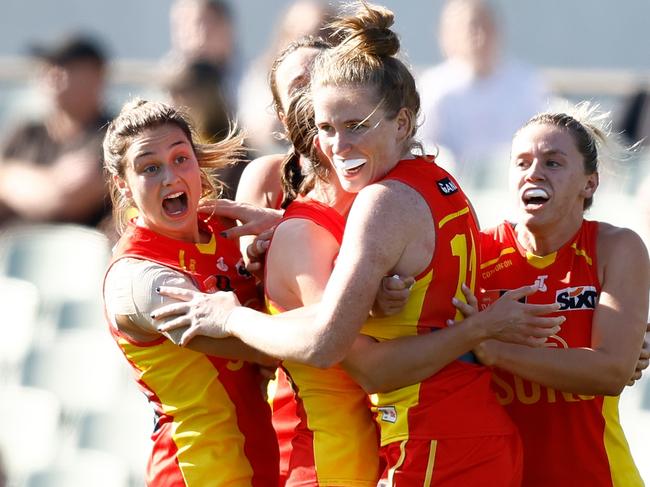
488, 343, 636, 396
343, 323, 485, 394
226, 304, 341, 367
187, 335, 278, 366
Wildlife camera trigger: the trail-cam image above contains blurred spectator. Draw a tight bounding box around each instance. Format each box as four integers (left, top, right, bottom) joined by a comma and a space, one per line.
418, 0, 548, 187
0, 33, 112, 228
618, 88, 650, 145
237, 0, 334, 154
167, 0, 241, 112
165, 61, 247, 199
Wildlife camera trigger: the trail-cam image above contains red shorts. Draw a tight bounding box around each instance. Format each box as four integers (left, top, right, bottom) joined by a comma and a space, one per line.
379, 434, 523, 487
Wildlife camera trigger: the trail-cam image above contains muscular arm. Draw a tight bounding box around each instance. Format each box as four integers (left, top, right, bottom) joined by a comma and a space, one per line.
221, 181, 420, 366
478, 224, 649, 396
343, 284, 563, 393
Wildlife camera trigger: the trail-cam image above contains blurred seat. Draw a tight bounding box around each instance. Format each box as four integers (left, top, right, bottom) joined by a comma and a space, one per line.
0, 276, 39, 384
57, 296, 106, 331
0, 224, 111, 344
21, 329, 124, 417
0, 385, 61, 481
79, 384, 152, 485
25, 449, 129, 487
0, 224, 111, 302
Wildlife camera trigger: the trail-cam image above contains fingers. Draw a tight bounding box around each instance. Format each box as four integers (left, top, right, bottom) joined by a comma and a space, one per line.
524, 323, 561, 338
522, 302, 563, 316
151, 302, 192, 321
246, 238, 271, 261
156, 286, 196, 302
526, 315, 566, 329
246, 261, 263, 275
179, 326, 203, 347
523, 336, 551, 347
460, 283, 478, 308
157, 315, 191, 333
382, 275, 408, 291
504, 284, 544, 302
452, 297, 475, 316
198, 198, 242, 218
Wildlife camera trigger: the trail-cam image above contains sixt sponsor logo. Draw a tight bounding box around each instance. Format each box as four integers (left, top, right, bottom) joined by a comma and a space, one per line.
436, 177, 458, 196
555, 286, 598, 311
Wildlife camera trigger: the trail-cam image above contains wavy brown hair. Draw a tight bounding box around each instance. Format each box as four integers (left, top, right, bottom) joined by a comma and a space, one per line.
103, 98, 244, 233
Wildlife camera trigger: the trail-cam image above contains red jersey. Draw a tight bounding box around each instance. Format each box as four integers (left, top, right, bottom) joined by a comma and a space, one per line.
266, 199, 380, 487
105, 215, 279, 486
361, 157, 517, 444
480, 220, 642, 487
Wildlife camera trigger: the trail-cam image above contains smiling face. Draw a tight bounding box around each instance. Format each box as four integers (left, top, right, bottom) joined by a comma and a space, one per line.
313, 84, 409, 193
116, 124, 203, 242
510, 122, 598, 233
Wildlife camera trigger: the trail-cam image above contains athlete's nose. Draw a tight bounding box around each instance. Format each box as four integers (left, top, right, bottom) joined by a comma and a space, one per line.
525, 160, 546, 181
161, 164, 181, 186
331, 131, 352, 157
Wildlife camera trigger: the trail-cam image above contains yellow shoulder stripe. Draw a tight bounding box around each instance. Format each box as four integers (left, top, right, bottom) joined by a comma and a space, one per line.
438, 206, 469, 229
480, 247, 515, 270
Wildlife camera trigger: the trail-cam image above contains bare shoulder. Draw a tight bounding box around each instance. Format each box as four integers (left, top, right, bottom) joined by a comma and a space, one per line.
244, 153, 284, 174
352, 178, 429, 223
236, 153, 284, 207
597, 221, 649, 261
271, 217, 339, 255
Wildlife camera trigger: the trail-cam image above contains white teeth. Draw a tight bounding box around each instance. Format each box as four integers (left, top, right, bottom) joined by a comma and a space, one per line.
165, 192, 184, 199
333, 157, 367, 171
523, 188, 549, 199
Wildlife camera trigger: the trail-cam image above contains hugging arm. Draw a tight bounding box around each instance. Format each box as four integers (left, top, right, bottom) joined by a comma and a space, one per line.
473, 227, 649, 396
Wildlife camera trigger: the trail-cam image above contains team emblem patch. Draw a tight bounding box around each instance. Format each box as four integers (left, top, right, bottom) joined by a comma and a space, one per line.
436, 177, 458, 196
377, 406, 397, 423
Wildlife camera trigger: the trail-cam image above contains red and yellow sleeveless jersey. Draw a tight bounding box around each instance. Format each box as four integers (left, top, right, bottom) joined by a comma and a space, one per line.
266, 199, 381, 487
479, 220, 642, 487
105, 215, 279, 486
361, 157, 517, 445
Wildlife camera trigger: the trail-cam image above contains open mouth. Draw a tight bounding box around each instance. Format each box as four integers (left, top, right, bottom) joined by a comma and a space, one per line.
522, 188, 550, 208
333, 157, 367, 176
162, 191, 189, 216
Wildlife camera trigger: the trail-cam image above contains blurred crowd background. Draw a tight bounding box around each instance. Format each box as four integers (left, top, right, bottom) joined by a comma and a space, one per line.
0, 0, 649, 486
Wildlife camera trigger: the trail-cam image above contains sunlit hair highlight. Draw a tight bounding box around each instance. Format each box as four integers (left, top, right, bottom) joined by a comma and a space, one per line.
518, 101, 636, 210
312, 1, 422, 153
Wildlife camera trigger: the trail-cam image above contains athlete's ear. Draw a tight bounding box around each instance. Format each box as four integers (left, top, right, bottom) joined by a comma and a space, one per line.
314, 133, 322, 152
581, 171, 599, 199
114, 174, 132, 199
395, 107, 412, 143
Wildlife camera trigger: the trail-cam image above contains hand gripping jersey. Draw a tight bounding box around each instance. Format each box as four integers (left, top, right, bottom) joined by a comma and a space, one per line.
266, 199, 381, 487
105, 215, 279, 486
480, 220, 642, 487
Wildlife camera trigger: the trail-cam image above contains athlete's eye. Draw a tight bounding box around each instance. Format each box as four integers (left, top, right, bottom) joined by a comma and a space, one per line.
318, 124, 334, 136
142, 164, 159, 174
348, 123, 368, 133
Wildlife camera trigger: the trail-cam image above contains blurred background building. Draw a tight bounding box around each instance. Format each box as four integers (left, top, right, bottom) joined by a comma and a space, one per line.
0, 1, 649, 486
